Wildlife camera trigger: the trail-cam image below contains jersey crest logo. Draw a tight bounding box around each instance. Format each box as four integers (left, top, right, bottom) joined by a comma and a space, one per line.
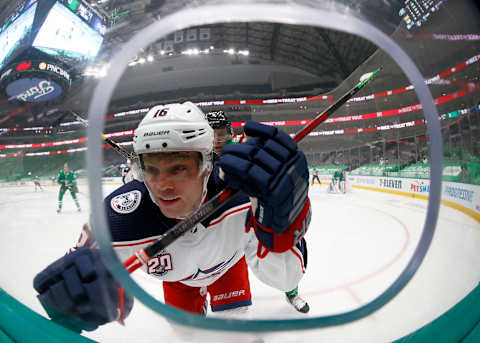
111, 190, 141, 214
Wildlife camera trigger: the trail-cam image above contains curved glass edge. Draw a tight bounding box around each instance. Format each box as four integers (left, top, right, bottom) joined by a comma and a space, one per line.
0, 288, 97, 343
3, 279, 479, 342
86, 3, 442, 332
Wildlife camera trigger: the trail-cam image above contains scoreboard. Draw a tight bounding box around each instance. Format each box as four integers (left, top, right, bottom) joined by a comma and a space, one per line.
398, 0, 447, 30
33, 1, 104, 59
0, 0, 108, 103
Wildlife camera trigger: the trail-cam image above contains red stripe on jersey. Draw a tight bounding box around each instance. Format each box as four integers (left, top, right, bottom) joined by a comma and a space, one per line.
208, 205, 250, 227
113, 237, 159, 247
73, 224, 92, 249
117, 287, 126, 325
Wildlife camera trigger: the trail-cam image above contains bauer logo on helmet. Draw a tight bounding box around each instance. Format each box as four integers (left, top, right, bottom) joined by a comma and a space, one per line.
143, 130, 170, 137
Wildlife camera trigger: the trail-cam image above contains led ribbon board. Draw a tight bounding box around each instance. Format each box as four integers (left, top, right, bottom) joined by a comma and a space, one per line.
1, 60, 71, 102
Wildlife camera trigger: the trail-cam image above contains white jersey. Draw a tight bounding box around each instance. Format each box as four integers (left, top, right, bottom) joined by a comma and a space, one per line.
74, 178, 306, 292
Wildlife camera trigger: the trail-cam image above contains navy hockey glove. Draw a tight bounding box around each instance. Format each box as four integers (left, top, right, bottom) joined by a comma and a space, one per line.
220, 121, 310, 254
33, 247, 133, 332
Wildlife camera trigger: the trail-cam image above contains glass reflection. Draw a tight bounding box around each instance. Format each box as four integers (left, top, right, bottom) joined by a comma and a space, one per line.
0, 1, 479, 343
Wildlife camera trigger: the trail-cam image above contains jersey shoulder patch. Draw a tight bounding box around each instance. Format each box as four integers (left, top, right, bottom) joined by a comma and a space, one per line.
110, 189, 142, 214
105, 180, 177, 242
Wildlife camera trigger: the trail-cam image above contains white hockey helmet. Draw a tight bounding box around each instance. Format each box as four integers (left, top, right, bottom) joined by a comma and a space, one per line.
133, 101, 214, 172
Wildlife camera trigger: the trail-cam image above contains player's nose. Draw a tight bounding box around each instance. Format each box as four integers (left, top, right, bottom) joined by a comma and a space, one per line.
149, 173, 176, 192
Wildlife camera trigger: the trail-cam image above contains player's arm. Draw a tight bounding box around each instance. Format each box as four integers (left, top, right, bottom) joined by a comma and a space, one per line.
65, 173, 76, 188
57, 172, 64, 185
244, 231, 307, 291
219, 121, 310, 255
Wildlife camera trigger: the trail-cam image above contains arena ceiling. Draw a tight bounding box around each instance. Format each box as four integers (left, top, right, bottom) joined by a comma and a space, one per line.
0, 0, 479, 155
0, 0, 398, 130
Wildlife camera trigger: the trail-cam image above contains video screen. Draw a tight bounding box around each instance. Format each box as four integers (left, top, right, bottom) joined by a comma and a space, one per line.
32, 2, 103, 59
0, 2, 37, 69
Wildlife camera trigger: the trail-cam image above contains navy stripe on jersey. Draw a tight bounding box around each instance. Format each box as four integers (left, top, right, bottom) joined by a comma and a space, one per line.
296, 238, 307, 269
211, 299, 252, 312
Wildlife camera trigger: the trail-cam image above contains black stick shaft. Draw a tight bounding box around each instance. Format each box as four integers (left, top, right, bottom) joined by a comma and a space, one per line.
70, 111, 136, 160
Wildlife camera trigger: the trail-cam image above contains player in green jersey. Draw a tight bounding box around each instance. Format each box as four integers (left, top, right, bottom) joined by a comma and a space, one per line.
56, 163, 81, 213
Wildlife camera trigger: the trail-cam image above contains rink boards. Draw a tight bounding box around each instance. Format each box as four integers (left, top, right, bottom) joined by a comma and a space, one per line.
2, 175, 479, 222
347, 175, 480, 222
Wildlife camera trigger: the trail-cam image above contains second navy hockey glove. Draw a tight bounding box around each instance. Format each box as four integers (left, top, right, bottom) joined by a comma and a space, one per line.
220, 121, 310, 254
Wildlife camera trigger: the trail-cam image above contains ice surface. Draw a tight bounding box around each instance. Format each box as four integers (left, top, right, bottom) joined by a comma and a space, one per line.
1, 182, 478, 342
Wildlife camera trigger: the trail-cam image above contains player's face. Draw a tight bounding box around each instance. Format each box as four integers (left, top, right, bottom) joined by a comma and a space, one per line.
213, 128, 231, 155
142, 152, 205, 218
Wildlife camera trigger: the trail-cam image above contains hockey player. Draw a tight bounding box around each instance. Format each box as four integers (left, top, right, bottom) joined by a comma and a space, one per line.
34, 176, 43, 192
34, 102, 310, 333
207, 110, 310, 313
311, 167, 321, 186
338, 168, 345, 193
56, 163, 81, 213
331, 168, 344, 193
206, 111, 237, 156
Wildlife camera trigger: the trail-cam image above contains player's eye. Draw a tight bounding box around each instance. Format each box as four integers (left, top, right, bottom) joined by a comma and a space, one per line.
170, 165, 187, 175
144, 166, 159, 176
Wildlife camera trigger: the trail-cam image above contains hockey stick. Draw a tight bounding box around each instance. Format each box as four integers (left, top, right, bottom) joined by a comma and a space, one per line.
123, 67, 382, 273
70, 110, 137, 161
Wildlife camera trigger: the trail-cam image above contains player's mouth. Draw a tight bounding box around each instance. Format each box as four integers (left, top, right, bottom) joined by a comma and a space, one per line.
157, 196, 180, 206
